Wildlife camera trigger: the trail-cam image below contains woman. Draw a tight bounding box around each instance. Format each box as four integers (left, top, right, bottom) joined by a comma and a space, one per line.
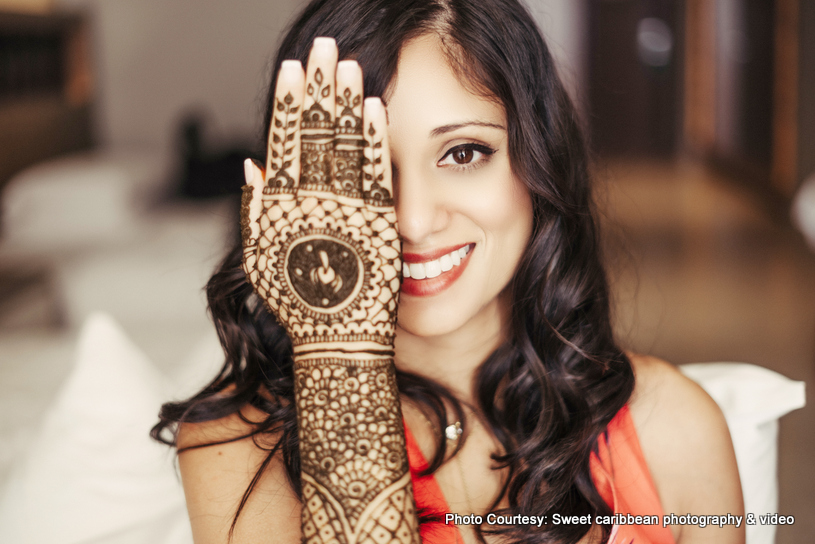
153, 0, 744, 543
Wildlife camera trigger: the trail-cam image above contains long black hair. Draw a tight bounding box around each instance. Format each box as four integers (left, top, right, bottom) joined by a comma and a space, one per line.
152, 1, 634, 542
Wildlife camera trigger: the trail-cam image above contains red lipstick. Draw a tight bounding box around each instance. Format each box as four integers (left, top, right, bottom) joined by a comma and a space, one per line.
401, 243, 474, 297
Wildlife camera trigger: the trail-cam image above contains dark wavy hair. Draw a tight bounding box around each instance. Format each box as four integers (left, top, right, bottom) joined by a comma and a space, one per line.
152, 0, 634, 542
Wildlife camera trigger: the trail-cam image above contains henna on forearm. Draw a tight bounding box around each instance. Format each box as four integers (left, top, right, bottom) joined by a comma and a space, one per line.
295, 357, 419, 544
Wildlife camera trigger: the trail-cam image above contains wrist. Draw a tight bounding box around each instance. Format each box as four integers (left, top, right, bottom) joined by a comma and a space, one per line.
292, 338, 394, 360
293, 347, 394, 365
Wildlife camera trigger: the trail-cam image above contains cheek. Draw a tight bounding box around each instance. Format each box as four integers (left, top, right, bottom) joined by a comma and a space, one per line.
471, 176, 533, 248
455, 173, 532, 296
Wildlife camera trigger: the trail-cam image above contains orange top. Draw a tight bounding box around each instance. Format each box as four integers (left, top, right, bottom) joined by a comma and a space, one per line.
404, 405, 676, 543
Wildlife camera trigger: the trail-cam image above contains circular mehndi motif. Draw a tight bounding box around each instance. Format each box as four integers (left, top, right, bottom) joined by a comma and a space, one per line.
285, 235, 364, 312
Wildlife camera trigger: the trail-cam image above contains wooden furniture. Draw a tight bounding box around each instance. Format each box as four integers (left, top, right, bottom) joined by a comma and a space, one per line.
0, 9, 93, 194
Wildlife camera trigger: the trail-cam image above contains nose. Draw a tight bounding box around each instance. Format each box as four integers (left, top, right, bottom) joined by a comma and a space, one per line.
393, 166, 450, 245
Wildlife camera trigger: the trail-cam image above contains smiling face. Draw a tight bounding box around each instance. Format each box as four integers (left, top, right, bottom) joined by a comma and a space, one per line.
385, 34, 533, 339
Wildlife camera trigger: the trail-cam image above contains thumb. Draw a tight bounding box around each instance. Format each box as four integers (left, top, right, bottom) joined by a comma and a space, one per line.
241, 158, 265, 285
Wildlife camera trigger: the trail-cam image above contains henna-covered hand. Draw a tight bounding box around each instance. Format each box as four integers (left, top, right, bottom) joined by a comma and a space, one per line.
242, 40, 399, 356
241, 38, 418, 544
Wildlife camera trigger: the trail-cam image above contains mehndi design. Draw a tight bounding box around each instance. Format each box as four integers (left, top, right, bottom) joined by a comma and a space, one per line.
296, 359, 418, 544
301, 68, 335, 190
334, 86, 364, 199
241, 42, 418, 544
267, 92, 299, 193
244, 70, 399, 351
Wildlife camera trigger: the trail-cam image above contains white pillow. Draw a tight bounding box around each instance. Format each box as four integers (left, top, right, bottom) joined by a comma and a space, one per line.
680, 363, 806, 544
1, 150, 168, 253
0, 313, 192, 544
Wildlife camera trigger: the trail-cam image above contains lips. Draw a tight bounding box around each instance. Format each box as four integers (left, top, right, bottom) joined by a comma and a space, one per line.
401, 243, 474, 297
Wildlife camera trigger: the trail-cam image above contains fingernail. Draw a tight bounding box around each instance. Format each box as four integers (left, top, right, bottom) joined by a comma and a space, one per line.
244, 158, 255, 185
337, 60, 360, 72
280, 59, 302, 74
279, 60, 304, 86
364, 97, 383, 112
313, 37, 336, 50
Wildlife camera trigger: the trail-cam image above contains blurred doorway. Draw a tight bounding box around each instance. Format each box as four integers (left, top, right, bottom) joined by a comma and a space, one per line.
684, 0, 776, 188
588, 0, 806, 201
588, 0, 684, 157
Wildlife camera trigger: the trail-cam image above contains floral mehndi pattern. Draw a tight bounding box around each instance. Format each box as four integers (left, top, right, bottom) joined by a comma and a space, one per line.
296, 359, 418, 544
240, 46, 417, 544
242, 82, 400, 350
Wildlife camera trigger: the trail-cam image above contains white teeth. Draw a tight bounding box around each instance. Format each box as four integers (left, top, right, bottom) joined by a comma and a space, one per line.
409, 263, 427, 280
404, 244, 472, 282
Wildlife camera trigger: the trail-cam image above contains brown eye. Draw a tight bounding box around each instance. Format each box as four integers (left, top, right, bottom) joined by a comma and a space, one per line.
453, 147, 474, 164
438, 143, 496, 169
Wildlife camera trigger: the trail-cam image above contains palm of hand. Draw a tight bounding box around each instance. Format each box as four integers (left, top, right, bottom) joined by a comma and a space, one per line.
241, 49, 400, 354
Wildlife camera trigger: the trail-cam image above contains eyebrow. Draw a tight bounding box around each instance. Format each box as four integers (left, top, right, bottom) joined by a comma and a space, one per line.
430, 121, 506, 138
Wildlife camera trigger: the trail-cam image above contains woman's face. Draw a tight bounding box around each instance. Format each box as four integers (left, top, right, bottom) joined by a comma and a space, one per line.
386, 34, 533, 338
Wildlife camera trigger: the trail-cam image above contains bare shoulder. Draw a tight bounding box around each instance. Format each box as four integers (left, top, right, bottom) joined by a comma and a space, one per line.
626, 354, 722, 435
626, 354, 744, 543
177, 402, 301, 544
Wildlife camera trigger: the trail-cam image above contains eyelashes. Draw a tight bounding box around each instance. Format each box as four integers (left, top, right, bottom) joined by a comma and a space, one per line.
437, 143, 497, 172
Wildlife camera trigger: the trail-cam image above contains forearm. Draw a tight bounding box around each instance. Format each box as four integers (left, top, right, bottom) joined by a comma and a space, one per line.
293, 354, 419, 543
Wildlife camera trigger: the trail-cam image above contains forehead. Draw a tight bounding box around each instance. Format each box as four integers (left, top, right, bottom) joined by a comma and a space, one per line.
384, 34, 506, 132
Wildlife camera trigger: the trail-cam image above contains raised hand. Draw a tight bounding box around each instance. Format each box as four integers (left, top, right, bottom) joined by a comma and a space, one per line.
242, 40, 400, 356
240, 38, 419, 544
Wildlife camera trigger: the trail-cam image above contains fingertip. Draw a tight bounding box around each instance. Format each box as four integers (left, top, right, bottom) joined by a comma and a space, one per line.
244, 158, 265, 190
312, 36, 337, 50
279, 60, 305, 85
243, 158, 255, 185
281, 59, 302, 70
309, 37, 339, 66
337, 59, 361, 76
363, 97, 383, 111
363, 98, 387, 128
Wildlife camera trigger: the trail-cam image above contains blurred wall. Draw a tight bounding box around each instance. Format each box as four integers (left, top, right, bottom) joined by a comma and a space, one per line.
527, 0, 587, 113
55, 0, 302, 151
53, 0, 586, 152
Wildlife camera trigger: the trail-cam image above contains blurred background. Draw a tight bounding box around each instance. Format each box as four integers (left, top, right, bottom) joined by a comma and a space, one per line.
0, 0, 812, 542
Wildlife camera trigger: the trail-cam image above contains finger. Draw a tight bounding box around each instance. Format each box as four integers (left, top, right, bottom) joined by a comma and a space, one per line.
241, 158, 265, 286
333, 60, 364, 200
266, 60, 305, 194
362, 97, 393, 207
300, 37, 338, 193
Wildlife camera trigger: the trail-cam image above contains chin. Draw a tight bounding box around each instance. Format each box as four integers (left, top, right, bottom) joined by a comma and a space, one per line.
396, 301, 472, 338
